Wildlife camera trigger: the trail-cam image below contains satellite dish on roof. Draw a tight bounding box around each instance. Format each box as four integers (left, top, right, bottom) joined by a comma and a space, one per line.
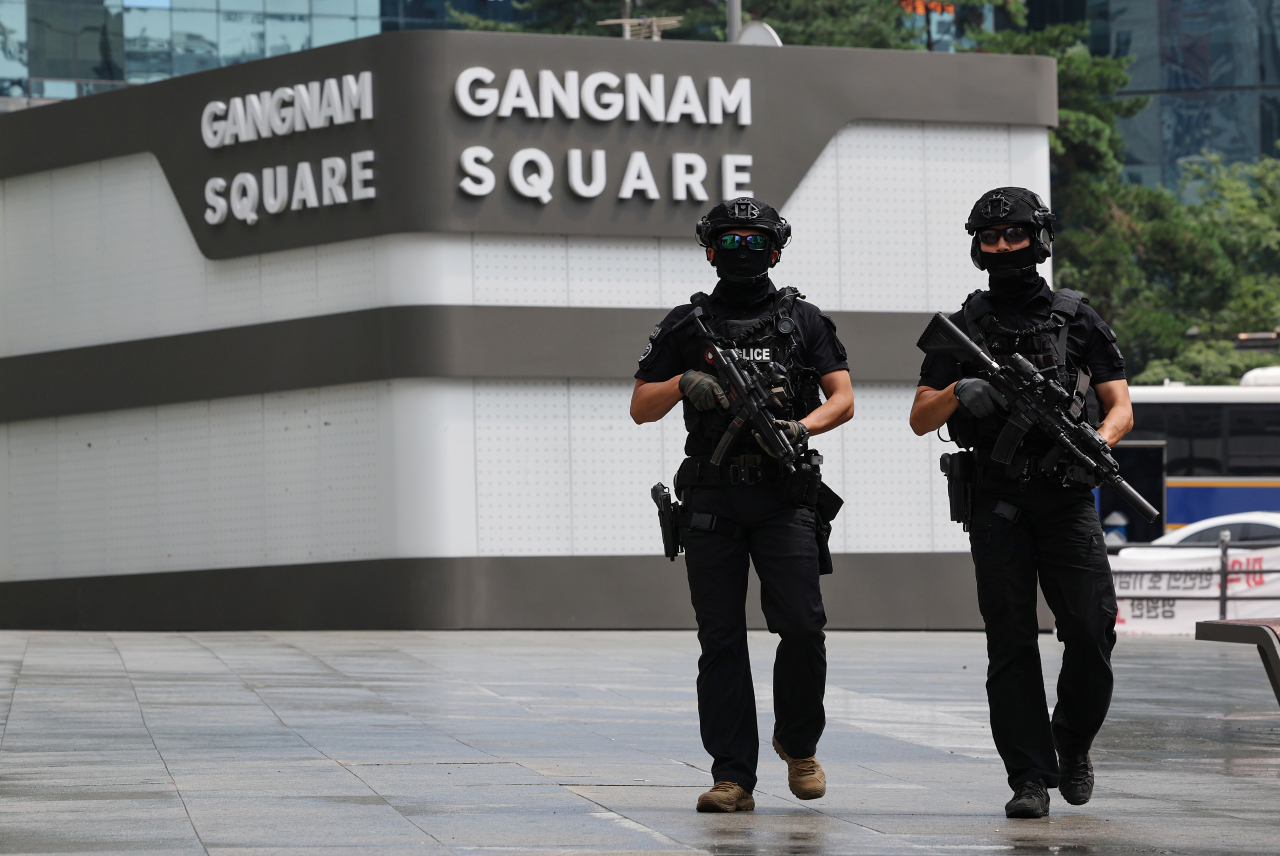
736, 21, 782, 46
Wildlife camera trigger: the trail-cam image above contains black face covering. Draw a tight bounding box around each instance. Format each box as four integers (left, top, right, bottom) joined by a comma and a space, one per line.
988, 268, 1043, 304
983, 244, 1038, 278
714, 244, 773, 286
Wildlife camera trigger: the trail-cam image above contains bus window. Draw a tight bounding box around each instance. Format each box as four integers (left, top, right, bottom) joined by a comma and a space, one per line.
1227, 406, 1280, 475
1165, 404, 1223, 476
1129, 403, 1167, 441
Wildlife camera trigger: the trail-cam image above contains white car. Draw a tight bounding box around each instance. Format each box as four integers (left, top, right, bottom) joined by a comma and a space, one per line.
1116, 512, 1280, 559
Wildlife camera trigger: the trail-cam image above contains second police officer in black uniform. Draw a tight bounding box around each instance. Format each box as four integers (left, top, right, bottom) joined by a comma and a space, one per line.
630, 198, 854, 814
910, 188, 1134, 819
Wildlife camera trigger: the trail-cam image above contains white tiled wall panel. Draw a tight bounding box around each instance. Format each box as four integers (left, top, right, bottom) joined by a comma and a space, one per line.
839, 384, 935, 553
0, 379, 963, 577
474, 380, 575, 555
0, 126, 1048, 356
0, 384, 386, 582
778, 136, 843, 311
568, 237, 662, 307
838, 123, 930, 312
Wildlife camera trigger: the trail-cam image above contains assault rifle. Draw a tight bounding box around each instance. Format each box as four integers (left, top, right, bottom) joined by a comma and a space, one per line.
918, 312, 1160, 523
673, 306, 800, 472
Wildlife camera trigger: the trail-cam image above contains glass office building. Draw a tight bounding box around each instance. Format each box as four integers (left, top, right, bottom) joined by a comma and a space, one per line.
1029, 0, 1280, 190
0, 0, 527, 100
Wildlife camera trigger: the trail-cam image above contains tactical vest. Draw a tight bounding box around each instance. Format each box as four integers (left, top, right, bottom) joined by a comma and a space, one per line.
683, 287, 824, 452
947, 288, 1095, 454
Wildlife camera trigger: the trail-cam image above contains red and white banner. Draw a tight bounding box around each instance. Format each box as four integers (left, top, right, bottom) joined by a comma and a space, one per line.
1109, 547, 1280, 635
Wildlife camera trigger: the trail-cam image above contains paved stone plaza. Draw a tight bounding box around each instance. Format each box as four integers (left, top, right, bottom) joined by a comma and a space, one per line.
0, 630, 1276, 855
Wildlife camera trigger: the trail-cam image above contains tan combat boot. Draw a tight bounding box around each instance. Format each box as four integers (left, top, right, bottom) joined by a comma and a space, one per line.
695, 781, 755, 813
772, 736, 826, 799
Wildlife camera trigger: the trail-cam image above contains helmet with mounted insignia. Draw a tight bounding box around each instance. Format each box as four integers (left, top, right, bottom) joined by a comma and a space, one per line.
696, 197, 793, 285
964, 187, 1056, 275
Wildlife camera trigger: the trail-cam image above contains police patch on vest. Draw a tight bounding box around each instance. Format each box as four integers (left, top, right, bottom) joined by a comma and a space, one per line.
741, 347, 772, 361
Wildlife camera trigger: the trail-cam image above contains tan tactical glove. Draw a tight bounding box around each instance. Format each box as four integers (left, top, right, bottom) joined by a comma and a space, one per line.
679, 370, 730, 411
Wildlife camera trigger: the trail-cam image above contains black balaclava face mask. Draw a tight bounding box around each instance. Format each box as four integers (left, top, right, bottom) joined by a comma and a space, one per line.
714, 240, 773, 296
986, 245, 1042, 302
984, 243, 1038, 278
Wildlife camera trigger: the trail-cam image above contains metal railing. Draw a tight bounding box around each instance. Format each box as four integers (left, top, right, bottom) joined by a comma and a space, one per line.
1108, 534, 1280, 620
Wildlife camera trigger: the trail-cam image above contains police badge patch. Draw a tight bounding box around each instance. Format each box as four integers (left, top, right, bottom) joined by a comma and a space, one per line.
639, 342, 653, 362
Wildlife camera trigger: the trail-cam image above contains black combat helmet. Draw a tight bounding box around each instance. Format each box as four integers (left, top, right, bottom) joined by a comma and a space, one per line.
696, 197, 793, 256
964, 187, 1056, 272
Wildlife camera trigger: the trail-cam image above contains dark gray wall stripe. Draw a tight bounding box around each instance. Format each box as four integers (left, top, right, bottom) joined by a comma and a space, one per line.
0, 306, 931, 422
0, 552, 1041, 632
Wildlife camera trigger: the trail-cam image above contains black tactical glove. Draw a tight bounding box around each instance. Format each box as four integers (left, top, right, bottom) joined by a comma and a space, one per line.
954, 378, 1007, 419
679, 370, 730, 411
755, 420, 809, 457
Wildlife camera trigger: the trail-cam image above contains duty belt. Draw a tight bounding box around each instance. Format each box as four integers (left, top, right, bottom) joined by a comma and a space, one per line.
977, 447, 1099, 488
676, 455, 781, 489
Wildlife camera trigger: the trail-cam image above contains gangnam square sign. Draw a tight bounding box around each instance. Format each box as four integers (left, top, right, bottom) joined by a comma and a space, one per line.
452, 67, 754, 205
0, 30, 1056, 260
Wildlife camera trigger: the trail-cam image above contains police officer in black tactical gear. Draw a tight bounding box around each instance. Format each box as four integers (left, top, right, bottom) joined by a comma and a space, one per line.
910, 187, 1134, 820
631, 198, 854, 814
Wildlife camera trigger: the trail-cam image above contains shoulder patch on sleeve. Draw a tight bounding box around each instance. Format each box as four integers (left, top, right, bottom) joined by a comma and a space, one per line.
639, 320, 671, 367
819, 312, 848, 361
1096, 320, 1124, 368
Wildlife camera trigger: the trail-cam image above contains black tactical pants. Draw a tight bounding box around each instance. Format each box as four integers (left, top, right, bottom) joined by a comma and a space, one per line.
969, 482, 1118, 789
681, 482, 827, 793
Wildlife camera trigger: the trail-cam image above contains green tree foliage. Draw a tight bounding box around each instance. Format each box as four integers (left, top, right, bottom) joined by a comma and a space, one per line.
1133, 341, 1280, 385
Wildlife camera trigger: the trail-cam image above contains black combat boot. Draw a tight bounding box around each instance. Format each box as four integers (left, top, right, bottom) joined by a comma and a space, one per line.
1004, 780, 1050, 818
1058, 752, 1095, 805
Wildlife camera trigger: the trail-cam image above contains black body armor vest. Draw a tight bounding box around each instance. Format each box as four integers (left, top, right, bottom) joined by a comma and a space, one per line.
948, 288, 1096, 454
683, 287, 824, 454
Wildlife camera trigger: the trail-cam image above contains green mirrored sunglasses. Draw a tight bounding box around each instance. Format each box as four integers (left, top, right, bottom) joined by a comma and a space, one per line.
718, 234, 769, 251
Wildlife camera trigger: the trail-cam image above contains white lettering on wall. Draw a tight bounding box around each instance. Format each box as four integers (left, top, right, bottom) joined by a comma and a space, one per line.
202, 152, 374, 227
581, 72, 623, 121
203, 177, 228, 224
451, 67, 749, 128
201, 101, 227, 148
455, 149, 748, 205
200, 71, 373, 150
351, 150, 376, 200
321, 157, 349, 205
567, 149, 606, 198
618, 151, 659, 200
722, 153, 752, 200
625, 73, 665, 123
665, 76, 706, 125
460, 146, 497, 196
509, 148, 555, 204
539, 70, 580, 119
708, 77, 751, 125
449, 67, 754, 206
230, 172, 260, 224
263, 166, 289, 214
456, 67, 498, 117
498, 69, 539, 119
672, 153, 708, 202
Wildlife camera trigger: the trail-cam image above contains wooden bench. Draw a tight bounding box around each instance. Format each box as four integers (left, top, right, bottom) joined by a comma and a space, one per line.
1195, 619, 1280, 708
